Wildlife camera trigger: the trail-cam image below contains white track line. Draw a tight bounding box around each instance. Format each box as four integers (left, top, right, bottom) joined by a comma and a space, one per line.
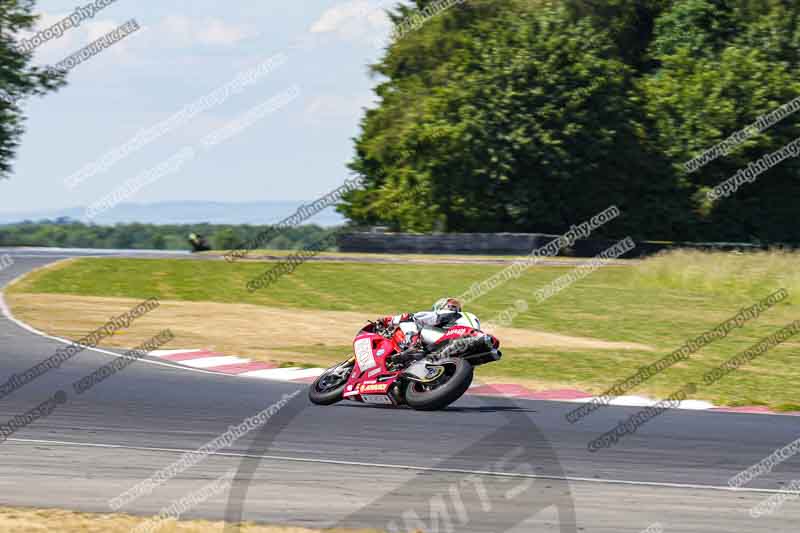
181, 356, 251, 368
6, 436, 796, 496
150, 349, 206, 357
3, 254, 91, 259
240, 368, 300, 379
280, 367, 326, 379
241, 367, 324, 380
1, 247, 188, 255
565, 396, 717, 410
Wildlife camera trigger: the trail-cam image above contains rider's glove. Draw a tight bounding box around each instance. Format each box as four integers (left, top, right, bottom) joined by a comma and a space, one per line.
382, 313, 411, 327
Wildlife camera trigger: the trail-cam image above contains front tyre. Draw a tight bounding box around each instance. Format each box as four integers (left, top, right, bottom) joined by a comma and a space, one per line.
404, 358, 474, 411
309, 360, 353, 406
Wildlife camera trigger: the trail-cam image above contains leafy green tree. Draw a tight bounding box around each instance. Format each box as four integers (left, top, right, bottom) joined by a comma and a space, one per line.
341, 1, 693, 238
0, 1, 65, 178
567, 0, 670, 70
0, 221, 338, 251
642, 0, 800, 241
338, 0, 800, 242
151, 234, 166, 249
212, 228, 239, 250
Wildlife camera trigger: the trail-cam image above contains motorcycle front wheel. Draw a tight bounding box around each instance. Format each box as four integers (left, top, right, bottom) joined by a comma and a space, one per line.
404, 358, 474, 411
309, 359, 353, 405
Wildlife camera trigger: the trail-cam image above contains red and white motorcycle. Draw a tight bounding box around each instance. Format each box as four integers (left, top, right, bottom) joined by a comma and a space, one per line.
309, 313, 501, 411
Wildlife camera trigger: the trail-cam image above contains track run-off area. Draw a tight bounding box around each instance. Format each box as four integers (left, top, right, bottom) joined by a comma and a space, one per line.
0, 249, 798, 532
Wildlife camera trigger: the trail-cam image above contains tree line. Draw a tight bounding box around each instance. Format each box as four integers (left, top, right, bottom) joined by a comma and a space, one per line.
338, 0, 800, 243
0, 219, 337, 251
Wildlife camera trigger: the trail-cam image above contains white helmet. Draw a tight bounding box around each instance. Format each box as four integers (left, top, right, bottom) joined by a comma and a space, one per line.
432, 297, 462, 313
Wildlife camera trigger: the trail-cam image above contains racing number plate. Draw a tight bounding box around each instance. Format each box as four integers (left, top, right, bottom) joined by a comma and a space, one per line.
354, 337, 377, 371
361, 394, 393, 405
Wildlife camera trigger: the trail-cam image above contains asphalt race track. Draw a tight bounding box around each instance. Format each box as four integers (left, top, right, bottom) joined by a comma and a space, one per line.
0, 249, 798, 532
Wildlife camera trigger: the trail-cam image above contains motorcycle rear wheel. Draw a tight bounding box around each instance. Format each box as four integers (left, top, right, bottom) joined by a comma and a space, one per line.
404, 358, 473, 411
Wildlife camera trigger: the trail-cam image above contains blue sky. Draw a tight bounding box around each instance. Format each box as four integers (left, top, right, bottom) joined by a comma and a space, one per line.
3, 0, 402, 213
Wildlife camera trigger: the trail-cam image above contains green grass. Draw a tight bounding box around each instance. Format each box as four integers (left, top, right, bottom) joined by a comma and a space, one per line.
9, 251, 799, 409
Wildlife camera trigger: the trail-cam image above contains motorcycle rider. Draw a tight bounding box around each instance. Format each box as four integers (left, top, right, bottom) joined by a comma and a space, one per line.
376, 297, 468, 365
188, 233, 210, 252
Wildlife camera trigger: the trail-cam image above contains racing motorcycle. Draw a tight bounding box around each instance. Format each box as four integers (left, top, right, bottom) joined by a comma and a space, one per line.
308, 312, 501, 411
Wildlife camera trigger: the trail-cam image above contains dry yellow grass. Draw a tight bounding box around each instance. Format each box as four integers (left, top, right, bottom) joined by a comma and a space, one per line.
0, 506, 382, 533
633, 248, 800, 296
4, 293, 652, 368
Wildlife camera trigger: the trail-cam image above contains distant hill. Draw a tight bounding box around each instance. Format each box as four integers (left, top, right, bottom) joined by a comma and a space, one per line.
0, 201, 346, 227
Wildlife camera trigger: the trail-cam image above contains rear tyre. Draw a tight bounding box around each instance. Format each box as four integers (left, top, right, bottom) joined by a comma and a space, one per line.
309, 361, 352, 406
404, 358, 474, 411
